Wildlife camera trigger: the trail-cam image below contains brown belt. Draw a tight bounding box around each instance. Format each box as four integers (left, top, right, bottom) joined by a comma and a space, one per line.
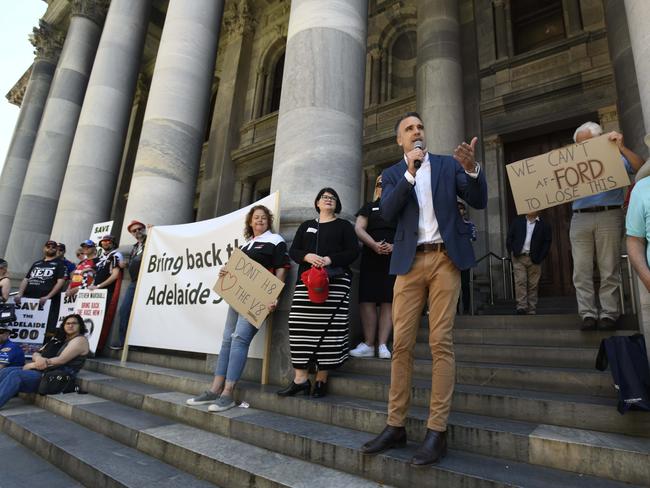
416, 243, 446, 253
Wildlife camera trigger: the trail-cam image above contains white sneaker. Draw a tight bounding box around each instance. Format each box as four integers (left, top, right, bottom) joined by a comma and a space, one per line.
378, 344, 391, 359
350, 342, 375, 357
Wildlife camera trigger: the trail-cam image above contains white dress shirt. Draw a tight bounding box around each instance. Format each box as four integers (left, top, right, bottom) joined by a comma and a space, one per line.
403, 152, 480, 245
521, 217, 539, 254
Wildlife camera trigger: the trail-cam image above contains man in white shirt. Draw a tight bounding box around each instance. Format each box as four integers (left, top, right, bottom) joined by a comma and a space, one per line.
506, 212, 552, 315
361, 112, 487, 465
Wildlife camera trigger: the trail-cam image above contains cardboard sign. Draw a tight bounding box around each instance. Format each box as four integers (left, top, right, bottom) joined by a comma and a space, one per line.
506, 134, 631, 214
213, 248, 284, 328
74, 289, 107, 354
8, 298, 51, 356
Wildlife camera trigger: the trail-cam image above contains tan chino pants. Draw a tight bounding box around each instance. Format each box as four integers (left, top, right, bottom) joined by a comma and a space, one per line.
387, 250, 460, 431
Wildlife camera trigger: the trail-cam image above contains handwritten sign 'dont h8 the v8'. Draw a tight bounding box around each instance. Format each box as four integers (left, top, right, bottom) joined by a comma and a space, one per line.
506, 134, 631, 214
213, 248, 284, 328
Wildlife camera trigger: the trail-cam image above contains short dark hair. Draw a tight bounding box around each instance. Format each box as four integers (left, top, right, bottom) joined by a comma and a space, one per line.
394, 111, 422, 135
61, 313, 88, 335
0, 258, 7, 269
243, 205, 274, 240
314, 187, 342, 214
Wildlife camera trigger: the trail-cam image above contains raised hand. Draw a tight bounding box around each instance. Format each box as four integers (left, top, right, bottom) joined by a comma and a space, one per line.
453, 136, 479, 172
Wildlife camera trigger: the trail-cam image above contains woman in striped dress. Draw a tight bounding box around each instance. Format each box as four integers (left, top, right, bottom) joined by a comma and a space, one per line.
277, 188, 359, 398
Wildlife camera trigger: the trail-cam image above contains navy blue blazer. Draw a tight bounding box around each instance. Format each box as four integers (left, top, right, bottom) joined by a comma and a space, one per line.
506, 216, 552, 265
380, 154, 488, 275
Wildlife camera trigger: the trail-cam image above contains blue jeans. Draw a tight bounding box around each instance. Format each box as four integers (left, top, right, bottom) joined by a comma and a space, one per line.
214, 306, 259, 383
118, 282, 137, 346
0, 367, 41, 408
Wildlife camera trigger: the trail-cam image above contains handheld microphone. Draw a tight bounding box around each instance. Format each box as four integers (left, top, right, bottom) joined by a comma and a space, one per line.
413, 140, 424, 169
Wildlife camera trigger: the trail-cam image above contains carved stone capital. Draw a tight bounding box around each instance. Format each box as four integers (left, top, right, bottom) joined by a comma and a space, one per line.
223, 0, 256, 39
69, 0, 110, 26
369, 47, 384, 60
483, 134, 502, 150
29, 20, 64, 62
6, 67, 32, 107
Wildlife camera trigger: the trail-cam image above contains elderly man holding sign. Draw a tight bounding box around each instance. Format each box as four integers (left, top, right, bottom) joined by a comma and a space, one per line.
571, 122, 644, 331
186, 205, 290, 412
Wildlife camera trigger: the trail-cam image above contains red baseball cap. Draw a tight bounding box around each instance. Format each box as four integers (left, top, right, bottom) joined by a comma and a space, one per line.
300, 267, 329, 304
127, 220, 145, 233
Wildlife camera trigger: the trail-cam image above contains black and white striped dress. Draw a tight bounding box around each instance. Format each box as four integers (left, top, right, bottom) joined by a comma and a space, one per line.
288, 218, 359, 370
289, 275, 351, 369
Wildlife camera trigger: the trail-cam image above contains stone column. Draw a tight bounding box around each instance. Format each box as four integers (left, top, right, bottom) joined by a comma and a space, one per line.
196, 1, 256, 220
562, 0, 583, 36
0, 22, 62, 256
624, 0, 650, 131
417, 0, 464, 154
121, 0, 223, 237
369, 48, 383, 105
606, 0, 647, 158
5, 0, 106, 273
50, 0, 151, 249
269, 0, 368, 383
492, 0, 508, 59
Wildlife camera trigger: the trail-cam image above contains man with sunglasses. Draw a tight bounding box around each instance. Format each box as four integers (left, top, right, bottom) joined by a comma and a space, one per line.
111, 221, 147, 350
14, 240, 68, 335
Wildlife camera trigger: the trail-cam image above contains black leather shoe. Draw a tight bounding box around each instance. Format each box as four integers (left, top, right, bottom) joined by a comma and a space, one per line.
361, 425, 407, 454
580, 317, 597, 331
515, 308, 527, 315
276, 380, 311, 397
411, 429, 447, 466
599, 317, 617, 330
312, 381, 327, 398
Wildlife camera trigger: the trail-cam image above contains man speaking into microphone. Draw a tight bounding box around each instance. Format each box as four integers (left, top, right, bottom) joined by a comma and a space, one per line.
361, 112, 487, 465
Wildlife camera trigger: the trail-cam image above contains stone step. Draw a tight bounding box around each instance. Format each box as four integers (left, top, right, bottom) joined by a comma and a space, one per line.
71, 369, 647, 487
81, 359, 650, 485
32, 391, 384, 488
442, 328, 631, 347
415, 343, 599, 368
0, 430, 84, 488
111, 348, 616, 399
84, 358, 649, 439
0, 398, 218, 487
342, 358, 616, 398
450, 314, 638, 330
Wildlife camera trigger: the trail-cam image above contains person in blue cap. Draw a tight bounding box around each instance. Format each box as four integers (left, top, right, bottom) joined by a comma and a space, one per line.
0, 326, 25, 369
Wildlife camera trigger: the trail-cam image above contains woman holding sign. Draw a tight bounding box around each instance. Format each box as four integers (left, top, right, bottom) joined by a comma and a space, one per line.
277, 187, 359, 398
186, 205, 290, 412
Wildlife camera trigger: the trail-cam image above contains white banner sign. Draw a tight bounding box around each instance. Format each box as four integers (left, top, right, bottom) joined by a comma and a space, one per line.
128, 193, 280, 356
90, 220, 113, 243
9, 298, 51, 356
74, 289, 107, 354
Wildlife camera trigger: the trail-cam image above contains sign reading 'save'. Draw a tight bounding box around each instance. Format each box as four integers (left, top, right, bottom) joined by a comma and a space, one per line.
506, 134, 631, 214
214, 248, 284, 328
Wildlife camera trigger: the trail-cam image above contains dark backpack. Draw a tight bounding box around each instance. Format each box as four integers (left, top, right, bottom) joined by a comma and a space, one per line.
596, 334, 650, 414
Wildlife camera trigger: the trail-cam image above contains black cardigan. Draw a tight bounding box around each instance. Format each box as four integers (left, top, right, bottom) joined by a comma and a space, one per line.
290, 218, 359, 279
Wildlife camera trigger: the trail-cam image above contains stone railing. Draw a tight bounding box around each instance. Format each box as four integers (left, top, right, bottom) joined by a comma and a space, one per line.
363, 94, 415, 140
239, 111, 279, 148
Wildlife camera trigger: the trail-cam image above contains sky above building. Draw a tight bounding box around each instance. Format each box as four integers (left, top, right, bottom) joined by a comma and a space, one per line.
0, 1, 48, 176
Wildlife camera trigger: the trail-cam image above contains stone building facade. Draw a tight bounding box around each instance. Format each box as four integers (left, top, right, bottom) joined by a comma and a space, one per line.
1, 0, 649, 308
